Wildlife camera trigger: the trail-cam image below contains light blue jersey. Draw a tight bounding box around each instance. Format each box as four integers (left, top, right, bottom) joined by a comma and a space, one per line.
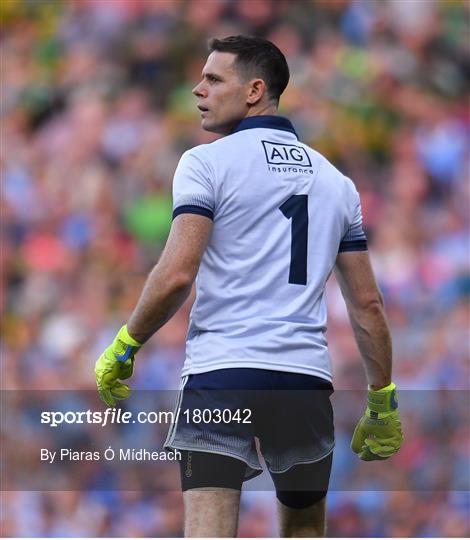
172, 116, 366, 382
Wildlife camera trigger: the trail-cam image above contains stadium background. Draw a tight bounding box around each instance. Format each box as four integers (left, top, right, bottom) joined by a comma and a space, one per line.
1, 0, 469, 536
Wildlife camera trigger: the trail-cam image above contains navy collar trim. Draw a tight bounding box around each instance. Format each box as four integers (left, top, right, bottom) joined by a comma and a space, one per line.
231, 116, 298, 138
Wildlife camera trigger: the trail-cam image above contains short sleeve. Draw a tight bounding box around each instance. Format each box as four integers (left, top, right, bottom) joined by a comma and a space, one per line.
338, 187, 368, 252
172, 150, 215, 221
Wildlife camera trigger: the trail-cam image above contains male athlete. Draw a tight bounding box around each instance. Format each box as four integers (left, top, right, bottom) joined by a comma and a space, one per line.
95, 36, 403, 537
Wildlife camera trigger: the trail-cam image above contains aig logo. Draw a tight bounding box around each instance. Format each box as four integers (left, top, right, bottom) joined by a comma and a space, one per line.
262, 141, 312, 167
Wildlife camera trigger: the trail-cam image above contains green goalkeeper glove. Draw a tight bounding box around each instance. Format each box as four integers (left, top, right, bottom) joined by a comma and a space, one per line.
95, 325, 142, 407
351, 382, 403, 461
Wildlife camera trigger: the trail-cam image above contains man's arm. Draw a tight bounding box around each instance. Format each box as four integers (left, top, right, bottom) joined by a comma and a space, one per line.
335, 249, 403, 460
94, 213, 211, 406
127, 214, 213, 343
334, 250, 392, 389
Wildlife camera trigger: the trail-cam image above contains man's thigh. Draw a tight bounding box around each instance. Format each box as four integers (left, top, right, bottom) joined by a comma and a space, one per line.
179, 450, 246, 491
270, 452, 333, 509
179, 451, 245, 538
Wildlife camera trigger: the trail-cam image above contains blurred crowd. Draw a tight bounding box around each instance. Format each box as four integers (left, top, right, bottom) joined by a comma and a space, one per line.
1, 0, 469, 537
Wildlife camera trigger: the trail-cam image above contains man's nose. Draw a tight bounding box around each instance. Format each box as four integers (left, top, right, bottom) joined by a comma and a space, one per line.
192, 81, 206, 97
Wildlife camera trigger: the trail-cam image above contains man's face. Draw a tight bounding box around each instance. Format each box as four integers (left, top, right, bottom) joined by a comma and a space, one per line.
192, 52, 250, 135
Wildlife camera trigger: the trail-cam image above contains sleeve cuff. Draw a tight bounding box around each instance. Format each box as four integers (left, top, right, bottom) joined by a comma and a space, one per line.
338, 239, 368, 252
172, 205, 214, 221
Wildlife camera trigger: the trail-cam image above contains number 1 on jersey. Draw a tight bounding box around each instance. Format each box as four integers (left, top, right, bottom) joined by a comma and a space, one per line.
279, 194, 308, 285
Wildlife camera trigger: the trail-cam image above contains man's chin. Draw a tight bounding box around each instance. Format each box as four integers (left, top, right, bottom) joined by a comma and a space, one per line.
201, 119, 221, 134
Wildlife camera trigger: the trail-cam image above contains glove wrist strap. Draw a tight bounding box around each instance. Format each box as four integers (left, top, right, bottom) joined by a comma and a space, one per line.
367, 382, 398, 413
119, 325, 142, 347
113, 325, 142, 363
368, 382, 395, 392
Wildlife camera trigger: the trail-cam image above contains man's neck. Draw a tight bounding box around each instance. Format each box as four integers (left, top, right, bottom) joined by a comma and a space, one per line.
219, 104, 280, 136
245, 102, 278, 118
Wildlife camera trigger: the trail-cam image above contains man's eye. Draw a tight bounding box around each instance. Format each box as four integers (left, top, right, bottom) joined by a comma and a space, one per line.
208, 76, 218, 82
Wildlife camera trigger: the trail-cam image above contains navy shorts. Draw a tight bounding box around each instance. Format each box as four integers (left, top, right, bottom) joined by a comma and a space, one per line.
164, 368, 334, 480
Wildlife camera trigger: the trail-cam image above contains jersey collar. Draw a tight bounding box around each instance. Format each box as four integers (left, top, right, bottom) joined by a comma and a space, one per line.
231, 115, 298, 138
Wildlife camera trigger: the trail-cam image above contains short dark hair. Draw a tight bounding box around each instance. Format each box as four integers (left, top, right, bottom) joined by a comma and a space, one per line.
208, 35, 289, 104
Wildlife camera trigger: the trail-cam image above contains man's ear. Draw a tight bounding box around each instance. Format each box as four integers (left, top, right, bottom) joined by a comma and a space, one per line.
246, 79, 266, 105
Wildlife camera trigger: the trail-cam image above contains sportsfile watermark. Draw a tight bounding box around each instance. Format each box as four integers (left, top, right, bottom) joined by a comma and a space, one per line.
1, 390, 468, 492
41, 407, 252, 428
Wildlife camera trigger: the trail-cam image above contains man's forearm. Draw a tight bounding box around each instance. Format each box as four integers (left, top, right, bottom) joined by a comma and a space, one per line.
126, 265, 192, 344
347, 300, 392, 389
123, 214, 212, 345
